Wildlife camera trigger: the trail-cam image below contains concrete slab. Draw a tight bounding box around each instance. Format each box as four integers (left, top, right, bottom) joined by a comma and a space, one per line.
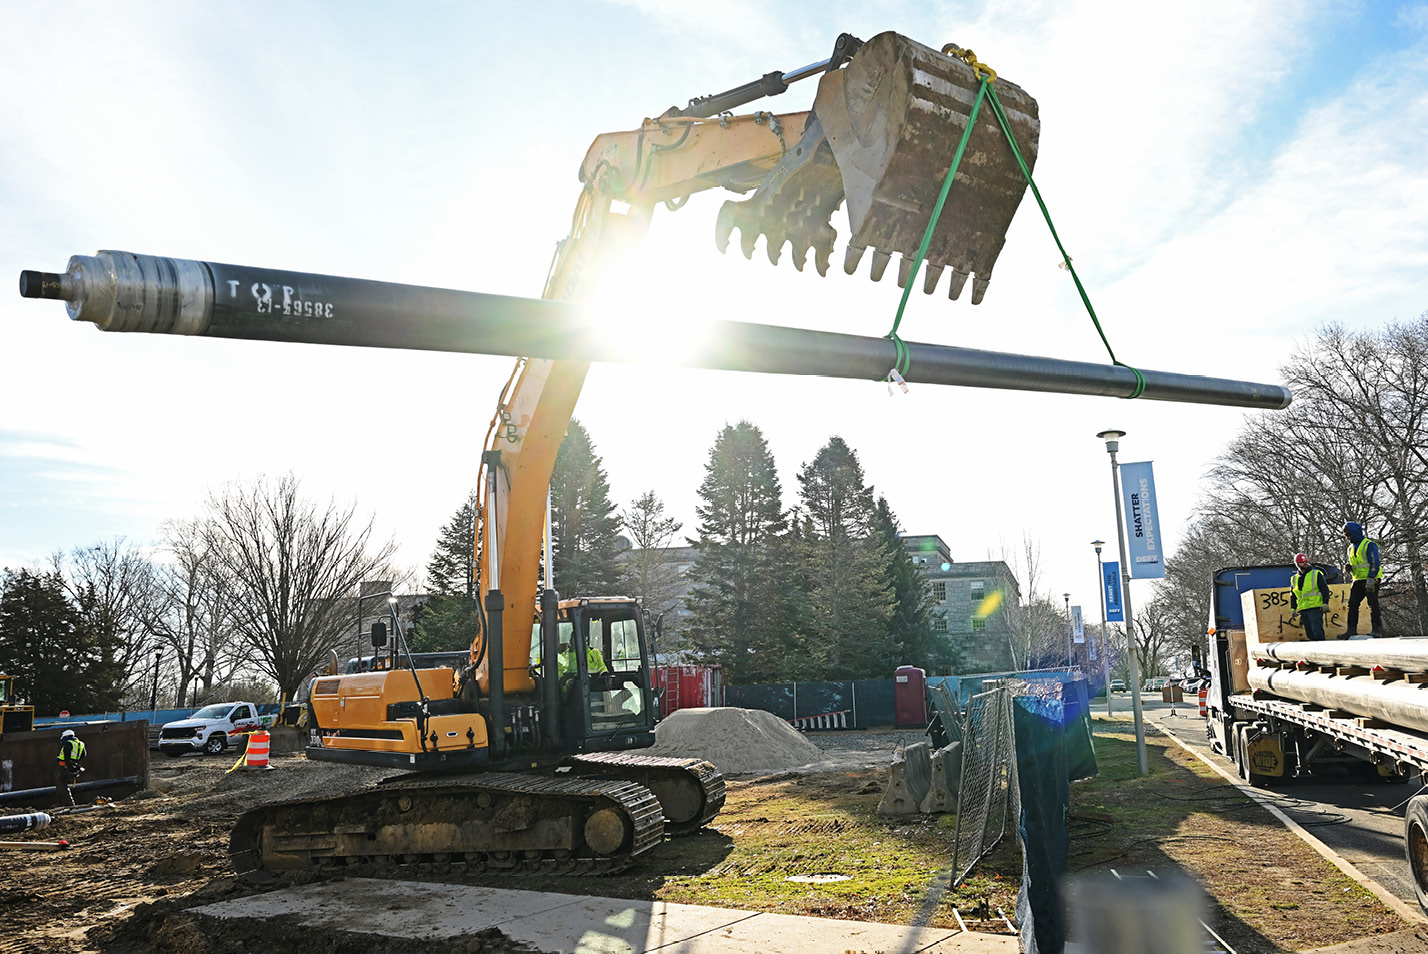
190, 879, 1020, 953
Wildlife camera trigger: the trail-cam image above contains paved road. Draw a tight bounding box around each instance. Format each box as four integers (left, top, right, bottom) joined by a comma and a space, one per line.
1106, 692, 1424, 917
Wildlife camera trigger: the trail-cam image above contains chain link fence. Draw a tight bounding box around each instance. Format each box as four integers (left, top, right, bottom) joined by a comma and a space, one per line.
950, 684, 1018, 887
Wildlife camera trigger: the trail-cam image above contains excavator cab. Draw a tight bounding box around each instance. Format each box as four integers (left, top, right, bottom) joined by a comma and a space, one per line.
533, 598, 655, 743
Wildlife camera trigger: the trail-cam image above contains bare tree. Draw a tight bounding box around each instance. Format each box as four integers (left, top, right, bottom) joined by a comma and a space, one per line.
52, 539, 164, 704
202, 473, 399, 697
149, 518, 244, 707
619, 490, 685, 619
1196, 315, 1428, 632
1132, 599, 1172, 679
996, 535, 1067, 669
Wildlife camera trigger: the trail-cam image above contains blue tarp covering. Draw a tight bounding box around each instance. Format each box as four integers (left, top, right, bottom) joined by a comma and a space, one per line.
1014, 691, 1071, 954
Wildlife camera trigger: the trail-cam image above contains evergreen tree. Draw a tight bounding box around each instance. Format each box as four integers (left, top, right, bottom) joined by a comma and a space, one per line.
873, 496, 945, 672
550, 419, 624, 597
684, 421, 788, 683
0, 568, 123, 714
794, 437, 895, 679
412, 491, 480, 653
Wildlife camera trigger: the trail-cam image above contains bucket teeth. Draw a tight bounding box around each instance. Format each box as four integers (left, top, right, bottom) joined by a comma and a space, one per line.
811, 233, 833, 277
714, 201, 737, 254
789, 240, 807, 272
766, 234, 785, 266
869, 250, 891, 282
896, 256, 914, 289
739, 227, 758, 260
843, 245, 866, 275
971, 276, 990, 306
947, 268, 970, 301
922, 263, 944, 295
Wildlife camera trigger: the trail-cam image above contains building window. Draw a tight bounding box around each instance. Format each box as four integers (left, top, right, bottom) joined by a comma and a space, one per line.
971, 616, 987, 633
969, 581, 986, 604
931, 581, 947, 602
933, 615, 948, 634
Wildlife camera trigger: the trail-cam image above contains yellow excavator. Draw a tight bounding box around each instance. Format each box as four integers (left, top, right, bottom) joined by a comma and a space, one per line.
214, 32, 1040, 879
0, 674, 36, 733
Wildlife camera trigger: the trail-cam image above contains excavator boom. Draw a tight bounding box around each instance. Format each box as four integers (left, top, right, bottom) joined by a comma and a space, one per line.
476, 31, 1039, 700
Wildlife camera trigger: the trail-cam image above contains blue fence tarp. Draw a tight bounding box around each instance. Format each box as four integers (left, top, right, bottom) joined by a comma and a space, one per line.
33, 703, 286, 730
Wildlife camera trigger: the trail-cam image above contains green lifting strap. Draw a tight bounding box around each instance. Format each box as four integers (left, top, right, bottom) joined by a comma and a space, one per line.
883, 76, 991, 380
883, 67, 1146, 400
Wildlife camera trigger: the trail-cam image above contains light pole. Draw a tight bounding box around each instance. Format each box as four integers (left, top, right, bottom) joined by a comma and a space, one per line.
150, 650, 162, 713
1097, 428, 1148, 775
1092, 539, 1110, 716
1063, 592, 1072, 671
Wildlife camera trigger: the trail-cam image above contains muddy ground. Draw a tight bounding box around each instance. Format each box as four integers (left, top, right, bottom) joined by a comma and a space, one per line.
0, 721, 1416, 953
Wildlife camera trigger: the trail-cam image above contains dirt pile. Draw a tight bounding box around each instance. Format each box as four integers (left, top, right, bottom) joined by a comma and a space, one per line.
644, 707, 825, 774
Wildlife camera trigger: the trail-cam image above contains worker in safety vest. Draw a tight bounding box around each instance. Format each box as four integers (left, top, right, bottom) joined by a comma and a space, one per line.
1289, 553, 1332, 641
1342, 521, 1384, 636
557, 643, 608, 680
55, 728, 86, 806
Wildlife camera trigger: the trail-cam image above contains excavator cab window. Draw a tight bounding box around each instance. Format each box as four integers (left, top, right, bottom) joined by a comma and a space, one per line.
578, 608, 651, 733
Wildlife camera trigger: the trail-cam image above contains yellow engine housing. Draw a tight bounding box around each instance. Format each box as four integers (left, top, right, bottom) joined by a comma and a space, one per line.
309, 667, 489, 755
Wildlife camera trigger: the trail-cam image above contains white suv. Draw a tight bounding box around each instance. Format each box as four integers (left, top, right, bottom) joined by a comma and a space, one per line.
158, 702, 262, 757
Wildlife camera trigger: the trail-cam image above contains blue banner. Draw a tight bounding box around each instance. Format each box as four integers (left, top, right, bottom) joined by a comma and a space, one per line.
1120, 461, 1166, 580
1103, 561, 1124, 622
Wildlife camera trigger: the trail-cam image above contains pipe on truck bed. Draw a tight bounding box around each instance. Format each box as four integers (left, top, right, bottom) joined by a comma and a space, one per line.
1246, 665, 1428, 736
1254, 637, 1428, 673
20, 251, 1292, 410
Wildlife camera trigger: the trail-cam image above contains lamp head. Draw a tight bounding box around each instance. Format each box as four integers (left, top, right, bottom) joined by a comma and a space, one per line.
1091, 539, 1105, 548
1096, 429, 1126, 454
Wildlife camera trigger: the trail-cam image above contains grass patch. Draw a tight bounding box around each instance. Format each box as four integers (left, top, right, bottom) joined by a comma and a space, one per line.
469, 721, 1410, 949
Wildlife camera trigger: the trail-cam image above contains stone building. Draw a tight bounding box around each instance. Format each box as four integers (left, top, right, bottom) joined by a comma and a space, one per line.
901, 535, 1021, 674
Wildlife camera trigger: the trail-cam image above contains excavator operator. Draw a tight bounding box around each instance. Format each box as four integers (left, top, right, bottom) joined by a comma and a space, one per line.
558, 642, 608, 680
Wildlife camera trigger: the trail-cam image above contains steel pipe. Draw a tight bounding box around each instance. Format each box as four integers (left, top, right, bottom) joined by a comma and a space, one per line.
0, 811, 51, 834
0, 775, 144, 806
1254, 636, 1428, 672
1247, 665, 1428, 735
20, 250, 1292, 409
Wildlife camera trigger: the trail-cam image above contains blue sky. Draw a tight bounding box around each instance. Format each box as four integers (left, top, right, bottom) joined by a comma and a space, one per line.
2, 1, 1426, 620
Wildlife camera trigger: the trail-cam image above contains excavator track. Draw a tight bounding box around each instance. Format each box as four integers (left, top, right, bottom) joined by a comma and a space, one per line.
569, 753, 725, 835
230, 771, 663, 883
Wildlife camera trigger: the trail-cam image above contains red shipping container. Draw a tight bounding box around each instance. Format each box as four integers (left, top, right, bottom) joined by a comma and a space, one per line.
894, 665, 928, 727
654, 665, 724, 718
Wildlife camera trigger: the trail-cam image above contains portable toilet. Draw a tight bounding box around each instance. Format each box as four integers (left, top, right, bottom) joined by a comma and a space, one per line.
893, 666, 928, 727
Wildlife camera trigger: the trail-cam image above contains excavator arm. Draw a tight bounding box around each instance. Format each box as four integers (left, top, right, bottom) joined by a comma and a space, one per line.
473, 31, 1040, 701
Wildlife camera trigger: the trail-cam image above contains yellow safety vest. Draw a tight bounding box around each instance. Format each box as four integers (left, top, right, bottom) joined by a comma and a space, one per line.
1291, 569, 1325, 611
557, 646, 608, 678
1347, 538, 1383, 580
57, 738, 86, 763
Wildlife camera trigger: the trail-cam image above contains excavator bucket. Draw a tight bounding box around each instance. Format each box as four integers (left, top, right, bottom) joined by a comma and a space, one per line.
715, 31, 1039, 304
